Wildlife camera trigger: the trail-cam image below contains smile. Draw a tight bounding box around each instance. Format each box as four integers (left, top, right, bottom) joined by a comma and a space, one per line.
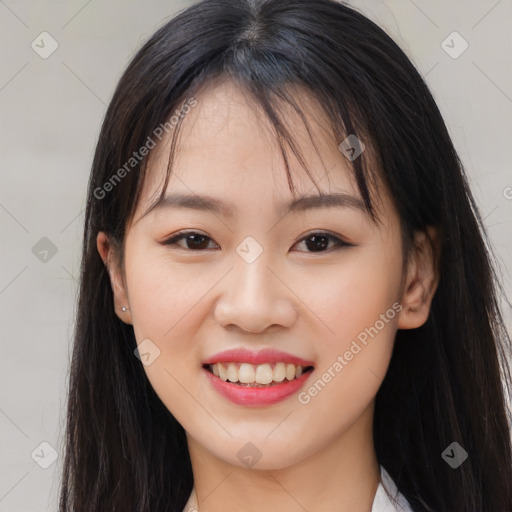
204, 362, 314, 386
201, 348, 315, 406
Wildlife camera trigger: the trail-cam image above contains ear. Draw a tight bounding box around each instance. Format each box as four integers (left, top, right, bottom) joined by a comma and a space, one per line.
397, 226, 440, 329
96, 231, 132, 325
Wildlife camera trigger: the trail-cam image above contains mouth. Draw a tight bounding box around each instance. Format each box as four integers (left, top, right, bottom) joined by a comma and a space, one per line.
202, 362, 315, 387
201, 348, 316, 405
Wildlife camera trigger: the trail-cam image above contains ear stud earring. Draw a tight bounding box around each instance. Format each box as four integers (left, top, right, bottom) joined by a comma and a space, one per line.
121, 306, 129, 312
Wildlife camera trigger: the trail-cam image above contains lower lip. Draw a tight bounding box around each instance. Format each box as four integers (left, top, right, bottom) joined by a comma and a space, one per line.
203, 367, 314, 406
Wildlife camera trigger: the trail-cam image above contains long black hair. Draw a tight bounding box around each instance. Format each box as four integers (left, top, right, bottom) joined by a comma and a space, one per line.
58, 1, 512, 510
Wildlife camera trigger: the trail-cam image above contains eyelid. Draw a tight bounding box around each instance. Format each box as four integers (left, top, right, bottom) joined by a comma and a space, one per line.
161, 229, 354, 252
292, 230, 354, 251
161, 230, 219, 250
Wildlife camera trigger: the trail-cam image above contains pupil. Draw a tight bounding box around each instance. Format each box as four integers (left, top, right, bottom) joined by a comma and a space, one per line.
186, 234, 329, 251
188, 234, 208, 249
306, 235, 328, 252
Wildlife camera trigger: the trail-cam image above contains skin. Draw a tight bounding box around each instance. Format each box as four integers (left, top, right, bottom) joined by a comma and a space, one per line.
97, 78, 439, 512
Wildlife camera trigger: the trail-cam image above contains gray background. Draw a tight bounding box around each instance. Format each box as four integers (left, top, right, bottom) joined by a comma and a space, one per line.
1, 1, 511, 510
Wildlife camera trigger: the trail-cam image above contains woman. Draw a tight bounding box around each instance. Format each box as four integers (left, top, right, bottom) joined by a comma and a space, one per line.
58, 1, 512, 510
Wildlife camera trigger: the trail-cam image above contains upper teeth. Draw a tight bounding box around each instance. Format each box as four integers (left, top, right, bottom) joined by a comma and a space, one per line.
210, 362, 306, 384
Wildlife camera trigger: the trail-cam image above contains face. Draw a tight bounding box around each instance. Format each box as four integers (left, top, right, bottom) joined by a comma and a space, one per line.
98, 79, 436, 470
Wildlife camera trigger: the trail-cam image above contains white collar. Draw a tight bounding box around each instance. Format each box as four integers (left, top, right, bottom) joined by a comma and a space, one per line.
371, 466, 413, 512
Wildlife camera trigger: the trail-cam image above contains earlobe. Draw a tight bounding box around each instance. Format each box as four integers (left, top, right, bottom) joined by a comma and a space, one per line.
397, 227, 440, 330
96, 232, 133, 325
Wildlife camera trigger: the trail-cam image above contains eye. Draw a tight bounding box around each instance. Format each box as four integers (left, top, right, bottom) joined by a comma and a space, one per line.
162, 231, 219, 251
292, 231, 352, 253
161, 230, 352, 253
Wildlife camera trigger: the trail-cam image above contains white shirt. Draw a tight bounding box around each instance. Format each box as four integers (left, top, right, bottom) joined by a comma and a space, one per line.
372, 466, 413, 512
183, 465, 413, 512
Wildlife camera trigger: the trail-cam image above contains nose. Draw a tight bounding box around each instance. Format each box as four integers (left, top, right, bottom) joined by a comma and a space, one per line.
213, 253, 297, 333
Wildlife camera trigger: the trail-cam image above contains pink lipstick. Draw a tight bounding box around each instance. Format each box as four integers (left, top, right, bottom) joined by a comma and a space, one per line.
202, 348, 315, 406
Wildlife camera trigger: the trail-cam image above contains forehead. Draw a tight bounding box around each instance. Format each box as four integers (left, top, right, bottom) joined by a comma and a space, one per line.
135, 79, 366, 218
179, 78, 344, 170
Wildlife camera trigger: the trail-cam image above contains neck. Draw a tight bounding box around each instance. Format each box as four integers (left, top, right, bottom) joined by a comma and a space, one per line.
184, 402, 380, 512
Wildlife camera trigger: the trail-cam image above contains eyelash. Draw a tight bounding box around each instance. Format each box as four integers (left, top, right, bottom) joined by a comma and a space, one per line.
161, 230, 353, 254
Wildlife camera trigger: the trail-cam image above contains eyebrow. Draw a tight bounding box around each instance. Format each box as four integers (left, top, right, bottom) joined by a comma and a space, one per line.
144, 191, 367, 219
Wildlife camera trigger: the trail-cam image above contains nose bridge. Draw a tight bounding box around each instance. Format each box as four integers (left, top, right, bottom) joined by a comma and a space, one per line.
213, 238, 296, 331
227, 234, 278, 307
234, 246, 273, 300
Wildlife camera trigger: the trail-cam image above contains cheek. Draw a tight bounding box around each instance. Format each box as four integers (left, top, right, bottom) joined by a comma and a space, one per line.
303, 241, 403, 346
124, 231, 217, 335
126, 263, 213, 419
127, 257, 217, 352
123, 243, 219, 402
297, 241, 403, 410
